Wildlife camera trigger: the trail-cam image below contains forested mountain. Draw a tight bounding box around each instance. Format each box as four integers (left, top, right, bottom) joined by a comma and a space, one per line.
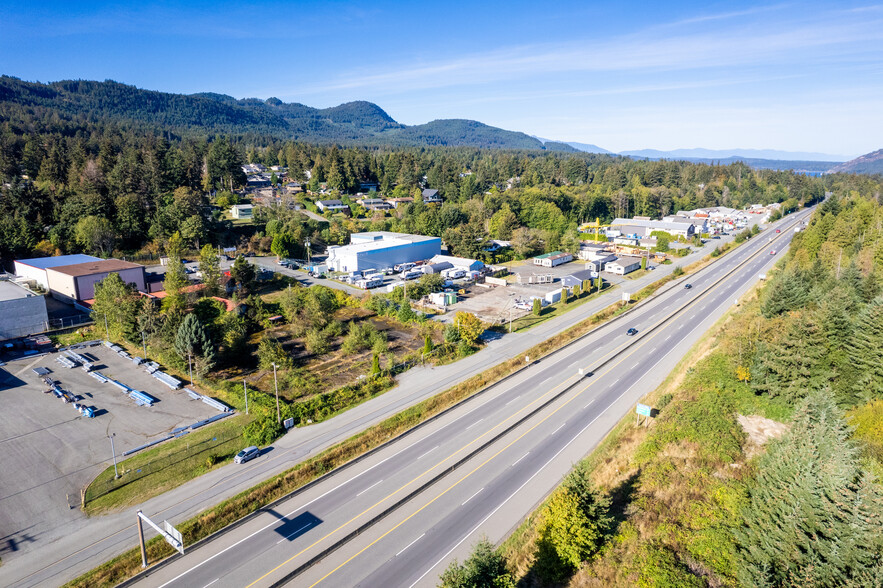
621, 147, 849, 162
0, 76, 552, 150
832, 148, 883, 175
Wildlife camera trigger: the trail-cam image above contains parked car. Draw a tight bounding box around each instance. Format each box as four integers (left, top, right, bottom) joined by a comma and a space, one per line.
626, 328, 638, 336
234, 446, 259, 464
684, 284, 692, 289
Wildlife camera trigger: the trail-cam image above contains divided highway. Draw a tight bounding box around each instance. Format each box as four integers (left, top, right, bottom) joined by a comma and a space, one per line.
134, 210, 810, 588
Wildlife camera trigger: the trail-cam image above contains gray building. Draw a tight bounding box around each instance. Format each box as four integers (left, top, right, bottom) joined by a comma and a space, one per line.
326, 232, 442, 273
0, 280, 48, 340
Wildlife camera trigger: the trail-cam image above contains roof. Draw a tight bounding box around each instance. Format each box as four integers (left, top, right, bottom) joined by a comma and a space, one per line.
15, 254, 100, 270
388, 197, 414, 202
0, 280, 34, 302
612, 218, 693, 232
317, 199, 346, 206
533, 251, 570, 260
431, 255, 482, 267
231, 204, 253, 209
422, 189, 439, 198
46, 259, 144, 278
609, 256, 643, 265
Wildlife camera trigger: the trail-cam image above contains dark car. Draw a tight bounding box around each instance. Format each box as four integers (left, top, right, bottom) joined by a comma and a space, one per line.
684, 283, 692, 289
626, 328, 638, 336
234, 446, 259, 464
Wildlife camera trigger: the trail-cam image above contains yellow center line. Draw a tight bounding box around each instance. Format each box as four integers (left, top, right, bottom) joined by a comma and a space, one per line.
249, 221, 795, 587
303, 236, 779, 587
243, 370, 580, 588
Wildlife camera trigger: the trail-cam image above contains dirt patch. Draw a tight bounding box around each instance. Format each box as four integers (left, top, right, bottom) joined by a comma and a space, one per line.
738, 414, 789, 459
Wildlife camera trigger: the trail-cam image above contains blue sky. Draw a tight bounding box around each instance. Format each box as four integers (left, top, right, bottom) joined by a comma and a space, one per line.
2, 1, 881, 157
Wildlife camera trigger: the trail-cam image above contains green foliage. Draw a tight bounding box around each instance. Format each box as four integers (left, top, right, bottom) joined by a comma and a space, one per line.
173, 314, 216, 375
454, 311, 484, 345
672, 266, 684, 277
845, 296, 883, 403
759, 267, 811, 318
270, 232, 297, 260
199, 244, 222, 297
736, 390, 883, 588
341, 321, 385, 355
230, 255, 256, 294
91, 272, 141, 341
439, 538, 515, 588
257, 337, 291, 370
423, 334, 434, 354
244, 417, 283, 447
370, 353, 380, 376
532, 298, 542, 316
444, 324, 461, 343
304, 328, 330, 355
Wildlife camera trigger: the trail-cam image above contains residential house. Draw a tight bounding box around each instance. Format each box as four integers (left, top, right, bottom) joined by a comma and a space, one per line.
316, 199, 350, 214
422, 189, 442, 204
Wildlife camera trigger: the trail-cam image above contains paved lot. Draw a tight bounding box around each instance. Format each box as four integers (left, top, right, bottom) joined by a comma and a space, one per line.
0, 344, 216, 563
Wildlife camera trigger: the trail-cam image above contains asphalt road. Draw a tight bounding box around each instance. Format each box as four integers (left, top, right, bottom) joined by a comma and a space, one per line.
132, 212, 810, 588
0, 219, 767, 587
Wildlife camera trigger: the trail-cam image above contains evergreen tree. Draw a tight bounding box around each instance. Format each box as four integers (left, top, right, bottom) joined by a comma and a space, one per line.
736, 390, 883, 587
163, 232, 188, 317
91, 272, 140, 341
230, 255, 256, 294
174, 314, 216, 376
845, 296, 883, 404
751, 312, 827, 401
760, 268, 811, 318
439, 538, 514, 588
532, 298, 542, 316
199, 244, 222, 298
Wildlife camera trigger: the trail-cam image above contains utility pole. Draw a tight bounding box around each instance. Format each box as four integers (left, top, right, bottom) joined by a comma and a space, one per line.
243, 379, 249, 415
136, 510, 147, 567
272, 363, 281, 424
108, 433, 118, 479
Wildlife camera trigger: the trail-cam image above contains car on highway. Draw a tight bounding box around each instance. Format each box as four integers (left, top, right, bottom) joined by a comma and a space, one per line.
684, 283, 692, 289
234, 446, 259, 464
776, 229, 781, 233
770, 250, 776, 255
626, 328, 638, 336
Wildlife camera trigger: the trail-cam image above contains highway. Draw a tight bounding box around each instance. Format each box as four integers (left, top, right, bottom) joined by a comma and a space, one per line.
132, 210, 810, 588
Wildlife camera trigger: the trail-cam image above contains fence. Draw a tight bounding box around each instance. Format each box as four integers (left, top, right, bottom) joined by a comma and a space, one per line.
84, 427, 243, 503
46, 314, 92, 331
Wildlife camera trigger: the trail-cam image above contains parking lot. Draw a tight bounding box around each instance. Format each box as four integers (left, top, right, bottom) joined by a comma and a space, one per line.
0, 344, 217, 562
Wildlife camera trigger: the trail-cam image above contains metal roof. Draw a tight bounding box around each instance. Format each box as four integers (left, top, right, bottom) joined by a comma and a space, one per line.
15, 254, 100, 270
46, 259, 144, 278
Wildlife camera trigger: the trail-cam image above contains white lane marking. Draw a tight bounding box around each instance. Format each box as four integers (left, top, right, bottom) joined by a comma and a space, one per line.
157, 435, 425, 587
505, 395, 520, 406
396, 533, 425, 557
649, 346, 657, 353
275, 522, 314, 545
584, 399, 595, 409
417, 446, 439, 460
356, 479, 383, 497
612, 377, 620, 384
203, 579, 220, 588
678, 324, 684, 330
461, 488, 484, 506
466, 418, 484, 430
409, 330, 692, 588
664, 335, 671, 341
512, 452, 530, 466
550, 423, 566, 436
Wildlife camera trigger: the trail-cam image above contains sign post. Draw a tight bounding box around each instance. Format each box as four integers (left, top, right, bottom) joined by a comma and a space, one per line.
636, 403, 652, 426
137, 510, 184, 564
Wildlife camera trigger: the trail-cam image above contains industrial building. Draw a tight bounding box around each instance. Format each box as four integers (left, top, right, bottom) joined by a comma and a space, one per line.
0, 279, 49, 340
429, 255, 484, 272
45, 259, 147, 303
325, 232, 442, 273
14, 254, 101, 290
610, 218, 695, 239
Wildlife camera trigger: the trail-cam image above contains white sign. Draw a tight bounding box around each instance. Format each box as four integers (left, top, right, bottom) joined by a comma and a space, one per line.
622, 292, 631, 302
164, 520, 183, 546
284, 417, 295, 429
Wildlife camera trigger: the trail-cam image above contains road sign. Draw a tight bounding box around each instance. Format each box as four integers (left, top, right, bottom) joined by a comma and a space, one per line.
622, 292, 631, 302
164, 520, 183, 546
284, 417, 295, 429
636, 403, 652, 417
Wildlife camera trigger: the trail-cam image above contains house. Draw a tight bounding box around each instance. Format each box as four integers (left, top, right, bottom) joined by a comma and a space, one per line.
604, 256, 643, 275
357, 198, 393, 211
559, 269, 596, 289
284, 182, 303, 194
231, 204, 254, 219
422, 189, 442, 204
316, 199, 350, 214
359, 181, 380, 192
533, 251, 573, 268
387, 197, 414, 209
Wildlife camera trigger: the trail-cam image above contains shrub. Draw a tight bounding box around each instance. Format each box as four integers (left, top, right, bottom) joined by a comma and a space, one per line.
244, 417, 284, 446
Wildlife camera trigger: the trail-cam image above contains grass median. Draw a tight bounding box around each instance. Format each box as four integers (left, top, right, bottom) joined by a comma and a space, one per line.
65, 239, 750, 588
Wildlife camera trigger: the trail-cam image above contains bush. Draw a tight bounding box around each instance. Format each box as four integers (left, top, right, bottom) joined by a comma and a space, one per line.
244, 417, 284, 446
444, 324, 461, 343
672, 266, 684, 277
304, 328, 330, 355
439, 538, 514, 588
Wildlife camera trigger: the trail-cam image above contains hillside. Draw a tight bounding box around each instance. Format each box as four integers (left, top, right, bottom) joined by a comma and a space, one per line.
620, 147, 849, 162
0, 76, 552, 150
831, 148, 883, 175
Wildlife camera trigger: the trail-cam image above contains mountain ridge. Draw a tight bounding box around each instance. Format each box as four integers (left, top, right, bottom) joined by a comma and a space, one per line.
831, 149, 883, 175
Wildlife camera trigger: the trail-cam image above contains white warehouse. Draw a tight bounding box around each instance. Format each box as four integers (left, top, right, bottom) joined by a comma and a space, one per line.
325, 232, 442, 273
14, 254, 101, 290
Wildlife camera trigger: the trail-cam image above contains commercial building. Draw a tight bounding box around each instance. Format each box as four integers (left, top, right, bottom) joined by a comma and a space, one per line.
610, 218, 695, 239
231, 204, 254, 219
605, 256, 643, 275
0, 279, 48, 340
429, 255, 484, 272
325, 232, 442, 273
46, 259, 147, 303
533, 251, 573, 268
14, 254, 101, 290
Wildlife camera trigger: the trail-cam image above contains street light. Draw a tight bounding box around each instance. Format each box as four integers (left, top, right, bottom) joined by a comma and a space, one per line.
272, 362, 281, 424
108, 433, 119, 479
